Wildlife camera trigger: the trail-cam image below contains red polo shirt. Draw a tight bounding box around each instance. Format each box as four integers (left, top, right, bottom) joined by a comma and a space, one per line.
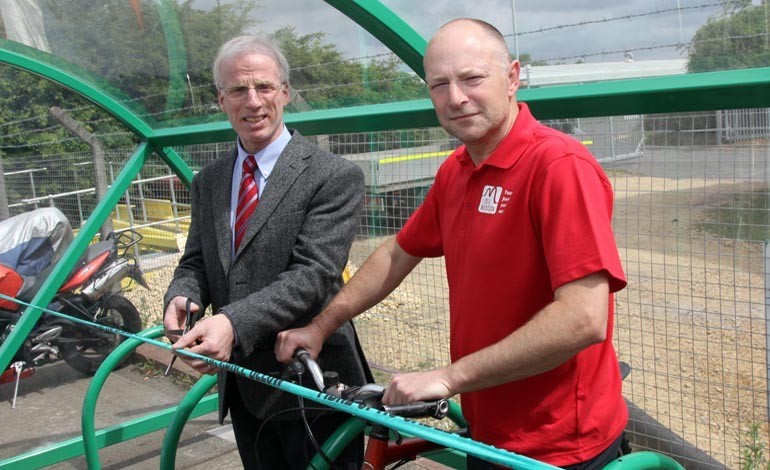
397, 103, 627, 466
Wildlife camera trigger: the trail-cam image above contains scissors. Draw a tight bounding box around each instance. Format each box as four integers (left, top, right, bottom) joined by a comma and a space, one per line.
164, 298, 203, 376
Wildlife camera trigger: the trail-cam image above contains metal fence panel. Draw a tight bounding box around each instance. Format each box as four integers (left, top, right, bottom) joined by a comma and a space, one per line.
3, 110, 770, 468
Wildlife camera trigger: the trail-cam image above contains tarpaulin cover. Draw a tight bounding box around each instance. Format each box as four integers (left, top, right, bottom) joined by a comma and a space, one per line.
0, 207, 73, 278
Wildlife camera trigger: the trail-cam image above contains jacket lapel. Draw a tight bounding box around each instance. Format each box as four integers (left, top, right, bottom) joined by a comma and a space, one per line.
216, 149, 237, 275
233, 132, 310, 260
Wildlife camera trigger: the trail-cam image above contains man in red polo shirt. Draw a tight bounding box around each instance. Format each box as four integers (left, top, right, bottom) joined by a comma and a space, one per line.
276, 18, 627, 469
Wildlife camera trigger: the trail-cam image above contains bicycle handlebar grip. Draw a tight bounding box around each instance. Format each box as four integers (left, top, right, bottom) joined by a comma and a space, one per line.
381, 399, 450, 419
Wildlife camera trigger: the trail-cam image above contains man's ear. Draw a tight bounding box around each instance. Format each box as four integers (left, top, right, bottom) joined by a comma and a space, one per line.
507, 60, 521, 97
282, 83, 293, 106
217, 91, 226, 113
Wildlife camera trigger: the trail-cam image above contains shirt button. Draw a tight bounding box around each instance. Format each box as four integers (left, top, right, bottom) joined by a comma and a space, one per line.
465, 202, 472, 210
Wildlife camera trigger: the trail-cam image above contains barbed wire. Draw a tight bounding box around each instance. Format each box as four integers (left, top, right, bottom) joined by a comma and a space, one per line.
511, 1, 726, 37
291, 51, 398, 73
0, 131, 135, 150
0, 79, 416, 146
537, 31, 768, 63
0, 0, 765, 146
0, 72, 426, 144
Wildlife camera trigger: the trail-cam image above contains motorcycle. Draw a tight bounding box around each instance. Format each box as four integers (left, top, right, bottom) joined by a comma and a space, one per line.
0, 208, 147, 404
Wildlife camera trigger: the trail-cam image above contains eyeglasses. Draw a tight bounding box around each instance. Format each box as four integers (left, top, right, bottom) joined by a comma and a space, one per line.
220, 82, 284, 101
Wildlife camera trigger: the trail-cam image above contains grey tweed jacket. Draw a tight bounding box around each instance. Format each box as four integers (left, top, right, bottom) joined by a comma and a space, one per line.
164, 130, 370, 421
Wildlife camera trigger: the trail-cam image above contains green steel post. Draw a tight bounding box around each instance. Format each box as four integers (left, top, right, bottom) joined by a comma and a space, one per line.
447, 400, 468, 428
82, 325, 165, 469
0, 325, 218, 469
0, 143, 150, 374
153, 145, 196, 188
159, 373, 218, 470
602, 451, 685, 469
308, 417, 368, 470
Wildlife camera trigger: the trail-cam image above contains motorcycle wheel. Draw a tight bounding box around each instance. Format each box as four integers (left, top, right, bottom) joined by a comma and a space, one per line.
61, 295, 142, 375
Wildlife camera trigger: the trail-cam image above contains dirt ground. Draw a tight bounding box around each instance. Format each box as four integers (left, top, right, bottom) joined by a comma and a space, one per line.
128, 174, 770, 469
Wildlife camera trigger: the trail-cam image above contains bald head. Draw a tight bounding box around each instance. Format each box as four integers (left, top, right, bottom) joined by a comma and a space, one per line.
421, 18, 520, 164
425, 19, 511, 73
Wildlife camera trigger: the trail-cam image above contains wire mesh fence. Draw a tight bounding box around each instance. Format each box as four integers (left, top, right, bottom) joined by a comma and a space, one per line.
2, 110, 769, 468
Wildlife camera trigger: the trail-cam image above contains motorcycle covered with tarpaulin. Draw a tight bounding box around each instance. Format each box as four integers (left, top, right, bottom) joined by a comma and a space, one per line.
0, 208, 146, 405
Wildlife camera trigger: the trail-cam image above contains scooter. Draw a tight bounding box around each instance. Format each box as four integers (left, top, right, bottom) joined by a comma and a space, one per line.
0, 208, 147, 407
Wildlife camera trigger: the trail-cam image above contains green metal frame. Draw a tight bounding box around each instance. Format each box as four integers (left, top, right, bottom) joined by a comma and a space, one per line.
156, 0, 189, 119
0, 0, 768, 467
159, 373, 218, 470
323, 0, 427, 78
0, 143, 151, 380
604, 452, 686, 470
0, 327, 218, 469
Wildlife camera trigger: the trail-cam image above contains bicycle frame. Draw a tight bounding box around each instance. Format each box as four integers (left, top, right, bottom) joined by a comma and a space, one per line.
309, 400, 468, 470
364, 424, 451, 469
294, 351, 683, 470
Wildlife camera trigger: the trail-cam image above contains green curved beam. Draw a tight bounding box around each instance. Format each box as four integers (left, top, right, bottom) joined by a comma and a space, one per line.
156, 0, 189, 119
323, 0, 428, 78
0, 39, 155, 138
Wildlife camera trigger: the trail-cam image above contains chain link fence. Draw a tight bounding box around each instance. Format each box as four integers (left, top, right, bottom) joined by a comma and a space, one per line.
2, 110, 769, 468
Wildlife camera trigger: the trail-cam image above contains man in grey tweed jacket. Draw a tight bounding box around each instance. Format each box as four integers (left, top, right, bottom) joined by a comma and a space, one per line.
164, 35, 370, 469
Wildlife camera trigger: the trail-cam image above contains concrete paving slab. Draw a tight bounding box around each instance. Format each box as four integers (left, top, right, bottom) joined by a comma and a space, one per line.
0, 351, 451, 469
0, 357, 239, 469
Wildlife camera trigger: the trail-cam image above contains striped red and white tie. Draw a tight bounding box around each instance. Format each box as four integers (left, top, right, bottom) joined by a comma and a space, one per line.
234, 155, 258, 251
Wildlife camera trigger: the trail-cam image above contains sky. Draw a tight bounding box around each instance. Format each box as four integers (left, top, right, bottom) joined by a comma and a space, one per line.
209, 0, 732, 65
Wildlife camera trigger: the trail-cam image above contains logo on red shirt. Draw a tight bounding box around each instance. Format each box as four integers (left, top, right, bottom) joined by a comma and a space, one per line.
479, 185, 503, 214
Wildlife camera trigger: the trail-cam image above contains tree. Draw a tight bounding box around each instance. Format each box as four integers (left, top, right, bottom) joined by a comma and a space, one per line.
0, 1, 260, 161
1, 1, 431, 167
686, 2, 770, 72
269, 27, 432, 154
270, 26, 426, 111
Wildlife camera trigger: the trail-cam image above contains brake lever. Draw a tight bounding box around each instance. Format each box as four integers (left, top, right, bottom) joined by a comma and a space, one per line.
294, 349, 326, 392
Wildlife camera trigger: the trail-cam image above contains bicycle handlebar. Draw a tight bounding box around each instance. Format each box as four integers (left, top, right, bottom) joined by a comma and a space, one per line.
293, 348, 449, 420
382, 400, 450, 419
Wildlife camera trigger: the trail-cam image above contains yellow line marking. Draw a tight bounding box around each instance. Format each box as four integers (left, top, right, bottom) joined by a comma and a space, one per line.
379, 150, 453, 165
581, 140, 593, 145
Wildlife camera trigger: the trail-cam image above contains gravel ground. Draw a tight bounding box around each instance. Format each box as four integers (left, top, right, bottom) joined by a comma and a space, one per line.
126, 174, 770, 469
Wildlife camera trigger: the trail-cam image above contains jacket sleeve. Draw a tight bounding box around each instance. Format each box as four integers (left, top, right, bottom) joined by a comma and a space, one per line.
163, 173, 211, 312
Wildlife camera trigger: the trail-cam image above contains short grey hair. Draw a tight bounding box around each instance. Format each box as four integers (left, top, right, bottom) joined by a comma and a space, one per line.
213, 35, 290, 89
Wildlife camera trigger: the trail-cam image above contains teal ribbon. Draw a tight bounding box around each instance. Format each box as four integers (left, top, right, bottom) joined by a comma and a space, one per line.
0, 293, 558, 469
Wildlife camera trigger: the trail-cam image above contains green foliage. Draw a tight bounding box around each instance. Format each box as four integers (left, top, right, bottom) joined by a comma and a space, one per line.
686, 3, 770, 72
39, 0, 258, 119
1, 0, 433, 167
1, 1, 259, 163
270, 26, 427, 111
739, 423, 769, 470
0, 64, 134, 166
